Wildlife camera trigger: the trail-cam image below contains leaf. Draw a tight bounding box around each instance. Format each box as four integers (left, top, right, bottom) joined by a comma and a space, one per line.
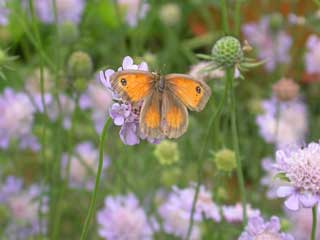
273, 172, 290, 182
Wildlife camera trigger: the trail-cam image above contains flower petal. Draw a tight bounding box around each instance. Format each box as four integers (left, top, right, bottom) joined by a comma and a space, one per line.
284, 194, 300, 211
277, 186, 294, 198
300, 193, 318, 208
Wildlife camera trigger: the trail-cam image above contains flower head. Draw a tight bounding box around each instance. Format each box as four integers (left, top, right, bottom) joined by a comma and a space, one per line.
158, 184, 220, 239
239, 216, 294, 240
61, 142, 109, 190
0, 88, 39, 151
305, 35, 320, 75
118, 0, 149, 27
97, 193, 155, 240
154, 140, 180, 165
222, 203, 260, 223
34, 0, 85, 24
275, 142, 320, 211
256, 96, 307, 148
213, 148, 237, 172
242, 16, 292, 72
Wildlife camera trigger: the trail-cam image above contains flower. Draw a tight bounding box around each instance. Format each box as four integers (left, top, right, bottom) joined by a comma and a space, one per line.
242, 16, 292, 72
0, 0, 9, 26
97, 193, 155, 240
256, 96, 307, 148
275, 142, 320, 211
286, 207, 320, 240
118, 0, 149, 27
34, 0, 85, 24
222, 203, 260, 223
305, 35, 320, 75
154, 140, 180, 165
239, 216, 294, 240
100, 56, 161, 145
79, 79, 113, 133
261, 157, 280, 199
158, 184, 220, 239
0, 88, 39, 151
272, 78, 300, 102
213, 148, 237, 172
0, 176, 47, 239
61, 142, 109, 190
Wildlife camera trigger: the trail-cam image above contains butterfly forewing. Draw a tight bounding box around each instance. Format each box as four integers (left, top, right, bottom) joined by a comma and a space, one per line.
109, 70, 155, 103
165, 74, 211, 111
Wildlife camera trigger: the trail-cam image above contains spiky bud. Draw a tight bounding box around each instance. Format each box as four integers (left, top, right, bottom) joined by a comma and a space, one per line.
211, 36, 243, 67
213, 148, 236, 172
154, 140, 179, 165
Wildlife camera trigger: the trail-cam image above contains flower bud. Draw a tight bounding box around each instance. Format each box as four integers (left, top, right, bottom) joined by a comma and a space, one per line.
68, 51, 93, 79
213, 148, 236, 172
272, 78, 300, 101
59, 21, 79, 45
154, 140, 179, 165
211, 36, 243, 67
159, 3, 181, 26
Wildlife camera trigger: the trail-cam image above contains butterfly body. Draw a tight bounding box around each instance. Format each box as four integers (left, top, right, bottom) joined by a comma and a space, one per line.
110, 70, 211, 139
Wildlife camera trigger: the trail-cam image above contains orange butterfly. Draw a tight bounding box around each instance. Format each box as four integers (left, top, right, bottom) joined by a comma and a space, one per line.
110, 70, 211, 139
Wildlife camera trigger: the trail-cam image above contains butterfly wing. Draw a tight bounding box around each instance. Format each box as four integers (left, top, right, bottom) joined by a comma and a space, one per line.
109, 70, 155, 103
140, 91, 163, 139
165, 74, 211, 111
161, 91, 188, 139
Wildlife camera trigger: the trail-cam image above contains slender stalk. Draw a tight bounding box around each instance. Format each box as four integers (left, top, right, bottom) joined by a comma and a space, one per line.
221, 0, 229, 33
186, 79, 230, 240
226, 68, 247, 224
234, 0, 242, 35
311, 205, 318, 240
80, 118, 111, 240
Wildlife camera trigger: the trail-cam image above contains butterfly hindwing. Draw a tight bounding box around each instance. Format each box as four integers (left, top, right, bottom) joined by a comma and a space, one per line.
161, 91, 188, 139
165, 74, 211, 111
109, 70, 155, 103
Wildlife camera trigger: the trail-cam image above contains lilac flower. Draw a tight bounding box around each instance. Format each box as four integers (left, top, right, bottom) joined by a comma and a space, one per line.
242, 16, 292, 72
0, 176, 47, 239
79, 79, 113, 133
0, 0, 9, 26
275, 142, 320, 211
34, 0, 85, 24
158, 184, 220, 239
0, 88, 39, 151
256, 96, 307, 149
97, 193, 155, 240
239, 216, 294, 240
100, 56, 161, 145
261, 157, 281, 199
286, 207, 320, 240
222, 203, 260, 223
117, 0, 149, 27
305, 35, 320, 74
61, 142, 109, 190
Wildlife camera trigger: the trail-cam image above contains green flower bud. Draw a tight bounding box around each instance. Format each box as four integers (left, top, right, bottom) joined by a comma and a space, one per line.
159, 3, 181, 26
269, 13, 284, 32
154, 140, 179, 165
213, 148, 236, 172
161, 167, 182, 187
59, 21, 79, 45
211, 36, 243, 67
68, 51, 93, 80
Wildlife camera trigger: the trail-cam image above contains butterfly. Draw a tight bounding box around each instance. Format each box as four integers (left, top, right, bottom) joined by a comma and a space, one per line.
110, 70, 211, 139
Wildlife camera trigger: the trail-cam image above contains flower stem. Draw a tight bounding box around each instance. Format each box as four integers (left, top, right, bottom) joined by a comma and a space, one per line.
221, 0, 229, 33
311, 205, 318, 240
234, 0, 242, 35
80, 118, 111, 240
226, 68, 247, 224
186, 77, 229, 240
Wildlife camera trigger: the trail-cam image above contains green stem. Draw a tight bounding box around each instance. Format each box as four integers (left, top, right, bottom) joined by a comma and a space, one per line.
311, 205, 318, 240
186, 78, 229, 240
234, 0, 242, 35
80, 118, 111, 240
221, 0, 229, 33
227, 68, 247, 224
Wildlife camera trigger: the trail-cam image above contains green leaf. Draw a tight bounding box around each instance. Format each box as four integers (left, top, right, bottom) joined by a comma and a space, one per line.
273, 172, 290, 182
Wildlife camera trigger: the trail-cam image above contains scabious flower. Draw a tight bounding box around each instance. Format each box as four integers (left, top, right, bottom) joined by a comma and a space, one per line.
97, 193, 155, 240
242, 16, 292, 72
79, 79, 113, 133
100, 56, 161, 145
158, 184, 220, 239
61, 142, 109, 190
275, 142, 320, 211
34, 0, 85, 24
0, 176, 47, 239
222, 203, 260, 223
0, 88, 39, 151
305, 35, 320, 75
261, 157, 280, 199
239, 216, 294, 240
256, 96, 307, 149
286, 207, 320, 240
0, 0, 9, 26
118, 0, 149, 27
